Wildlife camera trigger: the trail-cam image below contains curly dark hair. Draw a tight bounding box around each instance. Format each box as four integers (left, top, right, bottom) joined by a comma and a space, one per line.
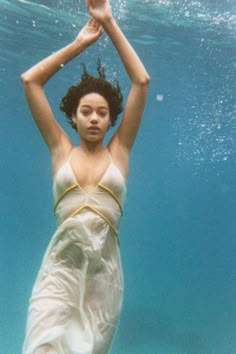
60, 60, 123, 131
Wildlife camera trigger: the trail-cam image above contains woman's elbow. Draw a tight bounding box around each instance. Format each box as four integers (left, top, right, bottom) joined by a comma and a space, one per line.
21, 72, 31, 85
136, 73, 151, 86
143, 73, 151, 85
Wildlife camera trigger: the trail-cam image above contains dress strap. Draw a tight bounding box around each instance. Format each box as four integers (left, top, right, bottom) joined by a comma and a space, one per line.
66, 147, 75, 163
107, 150, 113, 163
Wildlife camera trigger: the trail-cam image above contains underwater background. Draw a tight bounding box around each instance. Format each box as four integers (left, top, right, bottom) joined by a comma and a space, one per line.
0, 0, 236, 353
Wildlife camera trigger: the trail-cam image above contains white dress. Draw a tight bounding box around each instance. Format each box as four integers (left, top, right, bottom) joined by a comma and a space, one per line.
23, 150, 126, 354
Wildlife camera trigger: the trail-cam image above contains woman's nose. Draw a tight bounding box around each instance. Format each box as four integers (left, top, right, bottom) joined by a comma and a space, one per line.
90, 112, 98, 123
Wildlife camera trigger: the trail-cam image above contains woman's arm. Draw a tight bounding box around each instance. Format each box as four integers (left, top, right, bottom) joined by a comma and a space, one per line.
87, 1, 150, 162
21, 18, 103, 154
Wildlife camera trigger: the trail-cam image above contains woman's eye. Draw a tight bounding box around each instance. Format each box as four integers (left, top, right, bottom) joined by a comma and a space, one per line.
81, 110, 90, 116
99, 111, 107, 117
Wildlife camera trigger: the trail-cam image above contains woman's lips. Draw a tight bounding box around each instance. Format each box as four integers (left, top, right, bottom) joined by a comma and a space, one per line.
88, 126, 100, 132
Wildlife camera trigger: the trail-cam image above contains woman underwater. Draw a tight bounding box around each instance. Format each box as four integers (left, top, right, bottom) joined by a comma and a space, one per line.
21, 0, 150, 353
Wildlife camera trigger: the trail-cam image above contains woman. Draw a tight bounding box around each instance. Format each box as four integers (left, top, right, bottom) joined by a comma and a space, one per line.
21, 0, 150, 353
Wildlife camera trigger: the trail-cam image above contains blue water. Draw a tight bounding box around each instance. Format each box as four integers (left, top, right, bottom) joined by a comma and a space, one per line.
1, 0, 236, 353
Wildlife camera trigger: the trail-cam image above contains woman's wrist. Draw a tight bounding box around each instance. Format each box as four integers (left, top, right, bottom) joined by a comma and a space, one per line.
71, 38, 87, 54
99, 15, 115, 31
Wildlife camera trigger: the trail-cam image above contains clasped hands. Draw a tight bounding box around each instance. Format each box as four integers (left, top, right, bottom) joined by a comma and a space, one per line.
76, 0, 113, 48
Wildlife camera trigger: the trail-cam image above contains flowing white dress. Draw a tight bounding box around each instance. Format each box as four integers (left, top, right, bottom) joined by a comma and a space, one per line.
23, 150, 126, 354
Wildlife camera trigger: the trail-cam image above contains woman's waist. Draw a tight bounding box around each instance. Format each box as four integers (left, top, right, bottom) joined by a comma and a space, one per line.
55, 201, 122, 234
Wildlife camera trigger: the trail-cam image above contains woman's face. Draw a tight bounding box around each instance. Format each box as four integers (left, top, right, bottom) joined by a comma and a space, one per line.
73, 93, 111, 143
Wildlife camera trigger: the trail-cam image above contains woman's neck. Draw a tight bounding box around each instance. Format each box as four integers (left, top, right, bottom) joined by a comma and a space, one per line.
79, 139, 107, 155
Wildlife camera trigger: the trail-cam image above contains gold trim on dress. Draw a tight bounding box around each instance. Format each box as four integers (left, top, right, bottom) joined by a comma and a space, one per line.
54, 183, 123, 215
54, 184, 78, 213
98, 183, 123, 215
69, 204, 118, 236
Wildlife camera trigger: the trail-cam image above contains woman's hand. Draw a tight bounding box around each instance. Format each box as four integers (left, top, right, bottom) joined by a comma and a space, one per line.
86, 0, 113, 24
75, 17, 103, 48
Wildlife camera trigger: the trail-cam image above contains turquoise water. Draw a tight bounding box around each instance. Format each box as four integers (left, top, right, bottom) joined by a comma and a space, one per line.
1, 0, 236, 353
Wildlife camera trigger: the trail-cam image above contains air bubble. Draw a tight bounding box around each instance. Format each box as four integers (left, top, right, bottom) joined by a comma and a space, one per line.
156, 94, 164, 102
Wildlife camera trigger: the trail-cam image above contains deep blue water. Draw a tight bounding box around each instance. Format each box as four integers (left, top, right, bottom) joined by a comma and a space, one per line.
0, 0, 236, 353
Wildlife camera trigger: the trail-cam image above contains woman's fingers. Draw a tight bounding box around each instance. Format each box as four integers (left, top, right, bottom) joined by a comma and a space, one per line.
86, 0, 95, 10
78, 16, 103, 44
90, 17, 98, 27
86, 17, 102, 32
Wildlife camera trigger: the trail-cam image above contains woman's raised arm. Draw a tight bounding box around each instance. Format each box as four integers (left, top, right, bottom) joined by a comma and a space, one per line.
87, 0, 150, 161
21, 18, 103, 154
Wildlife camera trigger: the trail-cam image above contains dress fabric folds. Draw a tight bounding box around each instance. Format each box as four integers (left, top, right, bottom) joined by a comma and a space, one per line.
23, 152, 126, 354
